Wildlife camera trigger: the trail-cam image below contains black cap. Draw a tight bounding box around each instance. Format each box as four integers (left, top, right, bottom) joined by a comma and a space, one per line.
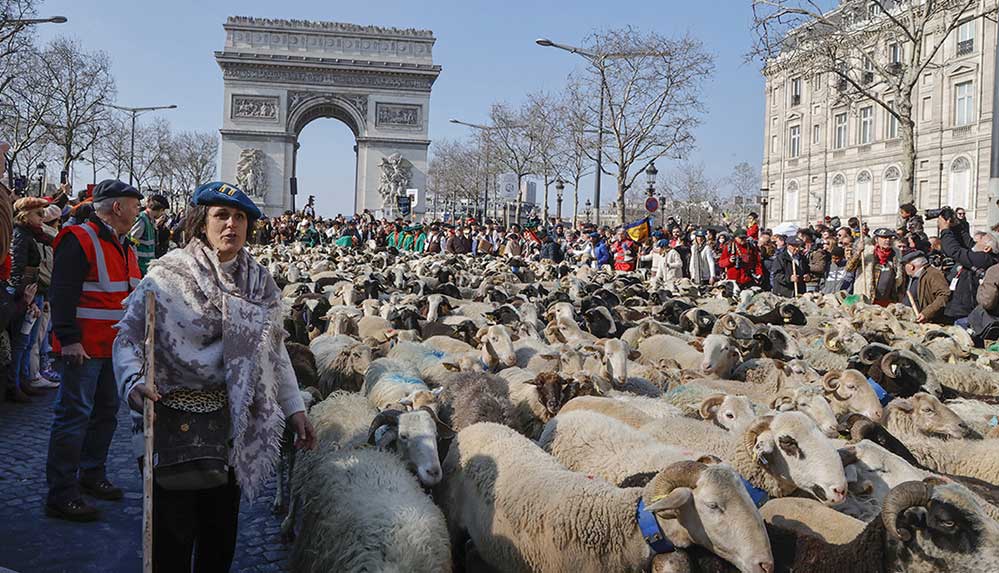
900, 250, 927, 265
785, 236, 803, 247
147, 194, 169, 210
873, 227, 895, 238
92, 179, 142, 202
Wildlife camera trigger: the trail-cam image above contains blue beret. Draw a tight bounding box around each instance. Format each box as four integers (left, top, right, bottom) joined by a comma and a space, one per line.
92, 179, 142, 202
191, 181, 262, 219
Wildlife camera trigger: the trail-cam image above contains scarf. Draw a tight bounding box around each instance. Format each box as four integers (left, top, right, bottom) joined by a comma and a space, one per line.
874, 245, 894, 265
115, 239, 288, 500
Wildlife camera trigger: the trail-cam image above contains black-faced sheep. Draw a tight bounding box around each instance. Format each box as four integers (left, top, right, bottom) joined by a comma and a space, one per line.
436, 371, 515, 432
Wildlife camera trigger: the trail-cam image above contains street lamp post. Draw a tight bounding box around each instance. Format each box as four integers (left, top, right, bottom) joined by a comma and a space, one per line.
1, 15, 67, 26
106, 103, 178, 186
585, 198, 592, 224
759, 188, 770, 231
35, 162, 45, 197
555, 177, 565, 221
645, 161, 658, 197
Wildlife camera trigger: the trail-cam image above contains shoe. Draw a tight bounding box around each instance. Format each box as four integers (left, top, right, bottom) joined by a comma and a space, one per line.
40, 368, 61, 382
45, 498, 99, 522
30, 377, 59, 389
21, 384, 45, 396
80, 479, 124, 501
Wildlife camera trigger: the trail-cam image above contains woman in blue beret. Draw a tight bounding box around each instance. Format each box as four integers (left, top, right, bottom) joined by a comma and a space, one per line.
112, 182, 315, 571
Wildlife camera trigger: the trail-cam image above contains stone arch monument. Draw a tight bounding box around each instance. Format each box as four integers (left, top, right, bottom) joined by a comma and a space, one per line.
215, 16, 440, 216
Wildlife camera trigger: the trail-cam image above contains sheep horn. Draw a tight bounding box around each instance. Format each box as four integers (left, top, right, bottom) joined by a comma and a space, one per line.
770, 394, 794, 411
880, 352, 899, 379
648, 460, 706, 504
821, 371, 842, 392
882, 481, 934, 542
698, 394, 727, 420
718, 314, 736, 333
743, 415, 774, 458
420, 405, 455, 440
923, 330, 951, 342
823, 331, 842, 352
366, 409, 402, 445
859, 343, 893, 364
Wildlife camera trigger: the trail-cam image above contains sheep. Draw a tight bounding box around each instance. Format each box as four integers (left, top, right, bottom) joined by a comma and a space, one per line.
289, 447, 452, 573
641, 412, 849, 506
539, 410, 710, 487
770, 385, 839, 438
660, 385, 758, 431
798, 331, 853, 372
819, 369, 884, 422
557, 395, 658, 428
435, 370, 515, 432
943, 397, 999, 437
834, 439, 930, 522
441, 423, 774, 573
363, 357, 431, 410
499, 368, 588, 439
883, 392, 973, 441
310, 334, 373, 396
638, 333, 742, 378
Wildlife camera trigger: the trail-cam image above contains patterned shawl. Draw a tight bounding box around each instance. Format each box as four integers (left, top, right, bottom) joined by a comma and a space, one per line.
115, 239, 288, 500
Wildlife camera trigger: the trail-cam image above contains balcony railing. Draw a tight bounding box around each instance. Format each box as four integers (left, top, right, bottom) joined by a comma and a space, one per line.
957, 39, 974, 56
952, 125, 973, 138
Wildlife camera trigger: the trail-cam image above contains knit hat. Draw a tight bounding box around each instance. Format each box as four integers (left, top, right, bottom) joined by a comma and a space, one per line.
43, 204, 62, 223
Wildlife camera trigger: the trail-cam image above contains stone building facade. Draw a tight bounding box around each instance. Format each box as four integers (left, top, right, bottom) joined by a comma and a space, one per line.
762, 1, 997, 232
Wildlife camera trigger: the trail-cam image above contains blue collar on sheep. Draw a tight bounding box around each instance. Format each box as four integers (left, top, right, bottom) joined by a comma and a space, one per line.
636, 498, 676, 554
740, 476, 769, 508
866, 377, 893, 406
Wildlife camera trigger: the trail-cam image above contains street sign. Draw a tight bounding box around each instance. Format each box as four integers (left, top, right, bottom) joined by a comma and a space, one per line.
396, 194, 412, 216
645, 197, 659, 213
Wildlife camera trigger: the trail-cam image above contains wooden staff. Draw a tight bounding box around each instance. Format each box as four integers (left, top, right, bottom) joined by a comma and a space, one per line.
143, 292, 157, 573
856, 201, 870, 300
791, 255, 800, 298
907, 289, 920, 315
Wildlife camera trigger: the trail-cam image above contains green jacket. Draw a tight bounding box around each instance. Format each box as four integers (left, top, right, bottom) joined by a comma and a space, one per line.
414, 232, 426, 252
129, 211, 156, 275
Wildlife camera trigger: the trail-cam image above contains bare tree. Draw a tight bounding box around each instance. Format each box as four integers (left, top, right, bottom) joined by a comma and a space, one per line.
38, 37, 116, 173
0, 0, 40, 94
574, 27, 714, 224
167, 130, 218, 198
0, 45, 55, 178
559, 82, 596, 226
525, 91, 562, 224
93, 115, 131, 180
487, 102, 541, 221
750, 0, 982, 207
662, 161, 719, 226
726, 161, 761, 202
130, 117, 172, 190
428, 138, 484, 220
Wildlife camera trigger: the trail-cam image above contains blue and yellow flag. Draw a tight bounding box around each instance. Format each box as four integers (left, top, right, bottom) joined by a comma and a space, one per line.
624, 217, 652, 242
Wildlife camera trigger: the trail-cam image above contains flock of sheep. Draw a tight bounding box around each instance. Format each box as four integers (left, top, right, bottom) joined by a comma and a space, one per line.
257, 242, 999, 573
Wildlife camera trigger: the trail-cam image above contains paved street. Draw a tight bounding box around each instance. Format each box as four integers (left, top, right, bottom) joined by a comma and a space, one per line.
0, 391, 289, 572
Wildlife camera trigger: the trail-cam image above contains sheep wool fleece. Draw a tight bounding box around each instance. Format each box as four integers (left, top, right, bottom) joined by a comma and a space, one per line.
114, 239, 290, 500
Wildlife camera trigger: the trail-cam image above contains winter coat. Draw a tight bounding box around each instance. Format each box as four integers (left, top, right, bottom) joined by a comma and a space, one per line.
10, 223, 41, 294
593, 241, 611, 268
940, 227, 999, 320
820, 260, 855, 294
771, 249, 807, 297
540, 240, 564, 263
977, 263, 999, 313
718, 241, 762, 286
904, 265, 951, 323
689, 243, 715, 284
846, 241, 903, 304
445, 234, 472, 254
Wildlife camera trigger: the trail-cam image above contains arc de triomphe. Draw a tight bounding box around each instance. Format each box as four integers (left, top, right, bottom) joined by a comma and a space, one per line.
215, 16, 440, 216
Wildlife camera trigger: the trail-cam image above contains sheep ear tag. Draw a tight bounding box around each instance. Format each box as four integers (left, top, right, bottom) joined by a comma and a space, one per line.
635, 498, 676, 555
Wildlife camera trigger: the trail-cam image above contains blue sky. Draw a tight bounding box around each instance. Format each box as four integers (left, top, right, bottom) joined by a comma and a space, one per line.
36, 0, 765, 216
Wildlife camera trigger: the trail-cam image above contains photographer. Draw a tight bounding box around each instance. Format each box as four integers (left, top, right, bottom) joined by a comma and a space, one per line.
936, 207, 999, 327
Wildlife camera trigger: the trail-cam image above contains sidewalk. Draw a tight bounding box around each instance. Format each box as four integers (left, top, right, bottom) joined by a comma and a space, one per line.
0, 391, 288, 572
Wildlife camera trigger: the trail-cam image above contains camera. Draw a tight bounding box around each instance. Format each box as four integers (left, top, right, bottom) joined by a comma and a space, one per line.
925, 206, 954, 221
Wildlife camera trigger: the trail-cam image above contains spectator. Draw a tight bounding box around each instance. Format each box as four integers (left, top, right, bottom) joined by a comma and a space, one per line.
900, 250, 950, 324
771, 235, 807, 297
745, 212, 760, 240
821, 246, 855, 294
689, 230, 715, 285
8, 197, 49, 401
611, 229, 637, 272
129, 194, 169, 275
898, 203, 923, 234
539, 233, 564, 263
425, 225, 443, 254
800, 229, 827, 293
445, 226, 472, 254
848, 227, 901, 306
45, 180, 143, 521
970, 260, 999, 341
938, 213, 999, 327
718, 229, 762, 287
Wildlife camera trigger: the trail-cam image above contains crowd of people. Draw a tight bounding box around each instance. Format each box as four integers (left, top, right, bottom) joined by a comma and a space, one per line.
243, 202, 999, 342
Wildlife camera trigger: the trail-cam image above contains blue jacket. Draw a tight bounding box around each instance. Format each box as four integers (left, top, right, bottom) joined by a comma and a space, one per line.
594, 241, 611, 267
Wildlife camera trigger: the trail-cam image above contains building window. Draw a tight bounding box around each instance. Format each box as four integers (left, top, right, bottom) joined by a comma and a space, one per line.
955, 80, 974, 126
886, 102, 899, 139
829, 174, 846, 217
957, 20, 975, 55
785, 180, 799, 221
813, 124, 820, 144
772, 86, 779, 107
811, 73, 823, 92
889, 42, 901, 64
921, 96, 932, 121
790, 77, 802, 106
882, 166, 900, 215
862, 54, 875, 84
859, 106, 874, 144
868, 2, 881, 18
949, 156, 972, 210
834, 112, 848, 149
771, 135, 778, 154
856, 171, 872, 216
788, 125, 801, 157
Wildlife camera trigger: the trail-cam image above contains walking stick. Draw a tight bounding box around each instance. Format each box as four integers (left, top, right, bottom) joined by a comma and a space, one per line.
142, 292, 156, 573
791, 255, 800, 298
857, 201, 869, 300
907, 290, 920, 316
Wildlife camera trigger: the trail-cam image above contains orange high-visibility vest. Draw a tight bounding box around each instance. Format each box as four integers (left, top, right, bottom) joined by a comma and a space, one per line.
53, 221, 141, 358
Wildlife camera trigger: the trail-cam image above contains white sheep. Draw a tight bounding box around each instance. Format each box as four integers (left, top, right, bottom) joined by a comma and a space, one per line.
310, 334, 373, 395
363, 357, 430, 410
441, 423, 774, 573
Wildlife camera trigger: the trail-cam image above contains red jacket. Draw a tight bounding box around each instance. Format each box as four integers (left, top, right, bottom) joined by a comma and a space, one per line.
612, 239, 637, 271
718, 241, 763, 286
52, 221, 140, 358
747, 224, 759, 240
